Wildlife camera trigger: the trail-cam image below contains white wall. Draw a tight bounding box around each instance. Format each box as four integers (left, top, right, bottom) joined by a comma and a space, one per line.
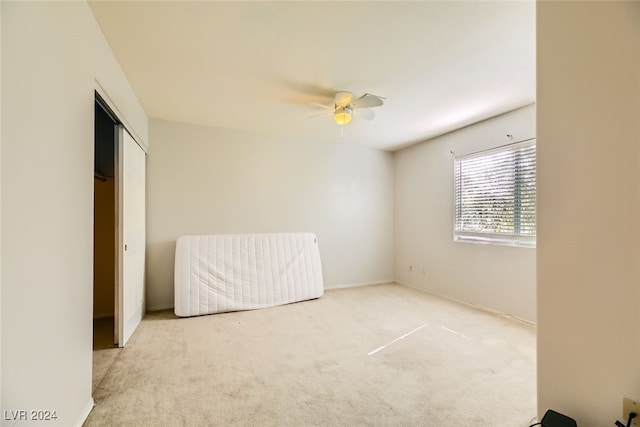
394, 105, 536, 322
0, 0, 3, 410
537, 2, 640, 425
146, 119, 394, 310
1, 2, 147, 426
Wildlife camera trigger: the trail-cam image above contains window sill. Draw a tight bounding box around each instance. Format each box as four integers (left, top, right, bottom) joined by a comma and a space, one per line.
454, 235, 536, 249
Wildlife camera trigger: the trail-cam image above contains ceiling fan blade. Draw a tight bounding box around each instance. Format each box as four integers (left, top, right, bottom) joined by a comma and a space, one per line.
309, 101, 333, 110
308, 111, 334, 118
278, 79, 337, 100
335, 91, 353, 108
352, 93, 385, 109
356, 108, 375, 121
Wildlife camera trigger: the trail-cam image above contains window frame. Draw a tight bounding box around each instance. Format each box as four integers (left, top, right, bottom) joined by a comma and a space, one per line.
453, 138, 536, 248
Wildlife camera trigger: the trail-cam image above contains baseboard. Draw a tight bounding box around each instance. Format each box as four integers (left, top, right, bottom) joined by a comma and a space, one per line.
147, 282, 394, 310
394, 280, 535, 325
145, 303, 174, 312
74, 398, 94, 427
324, 280, 394, 290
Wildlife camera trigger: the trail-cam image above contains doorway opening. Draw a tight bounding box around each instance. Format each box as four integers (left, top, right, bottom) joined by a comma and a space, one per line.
92, 92, 147, 393
93, 95, 119, 348
93, 95, 120, 392
93, 94, 119, 350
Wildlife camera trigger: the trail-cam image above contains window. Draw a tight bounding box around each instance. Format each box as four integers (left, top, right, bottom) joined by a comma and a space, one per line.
454, 139, 536, 247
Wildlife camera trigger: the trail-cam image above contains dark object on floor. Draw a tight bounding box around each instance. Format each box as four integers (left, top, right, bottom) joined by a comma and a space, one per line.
541, 409, 577, 427
615, 411, 637, 427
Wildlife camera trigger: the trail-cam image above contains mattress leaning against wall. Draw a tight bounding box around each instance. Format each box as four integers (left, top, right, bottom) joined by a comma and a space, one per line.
174, 233, 325, 317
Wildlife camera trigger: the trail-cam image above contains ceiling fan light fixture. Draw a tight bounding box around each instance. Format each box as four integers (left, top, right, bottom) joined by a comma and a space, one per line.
334, 106, 353, 125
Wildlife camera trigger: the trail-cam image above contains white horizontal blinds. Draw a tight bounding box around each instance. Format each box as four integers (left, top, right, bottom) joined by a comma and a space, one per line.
454, 140, 536, 243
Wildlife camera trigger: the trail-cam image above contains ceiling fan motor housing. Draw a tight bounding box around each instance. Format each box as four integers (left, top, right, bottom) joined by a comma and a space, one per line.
334, 106, 353, 125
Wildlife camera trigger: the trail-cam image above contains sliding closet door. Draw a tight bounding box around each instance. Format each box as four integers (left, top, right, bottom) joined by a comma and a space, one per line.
117, 125, 146, 347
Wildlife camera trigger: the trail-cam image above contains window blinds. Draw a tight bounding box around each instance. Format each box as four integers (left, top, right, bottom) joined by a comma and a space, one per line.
454, 139, 536, 246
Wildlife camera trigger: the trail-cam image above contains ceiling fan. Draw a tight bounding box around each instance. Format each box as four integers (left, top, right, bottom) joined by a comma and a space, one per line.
311, 91, 385, 126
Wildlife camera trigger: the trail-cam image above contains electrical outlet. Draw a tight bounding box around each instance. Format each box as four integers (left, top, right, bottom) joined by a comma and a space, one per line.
409, 265, 413, 272
624, 397, 640, 427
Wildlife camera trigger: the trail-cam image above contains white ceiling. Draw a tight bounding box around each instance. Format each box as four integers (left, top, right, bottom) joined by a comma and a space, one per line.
89, 1, 535, 151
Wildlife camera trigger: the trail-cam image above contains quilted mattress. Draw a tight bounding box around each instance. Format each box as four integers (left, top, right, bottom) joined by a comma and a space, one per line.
174, 233, 324, 317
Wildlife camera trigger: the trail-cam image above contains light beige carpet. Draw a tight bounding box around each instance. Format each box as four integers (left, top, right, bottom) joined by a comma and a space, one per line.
93, 316, 120, 394
86, 283, 536, 426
